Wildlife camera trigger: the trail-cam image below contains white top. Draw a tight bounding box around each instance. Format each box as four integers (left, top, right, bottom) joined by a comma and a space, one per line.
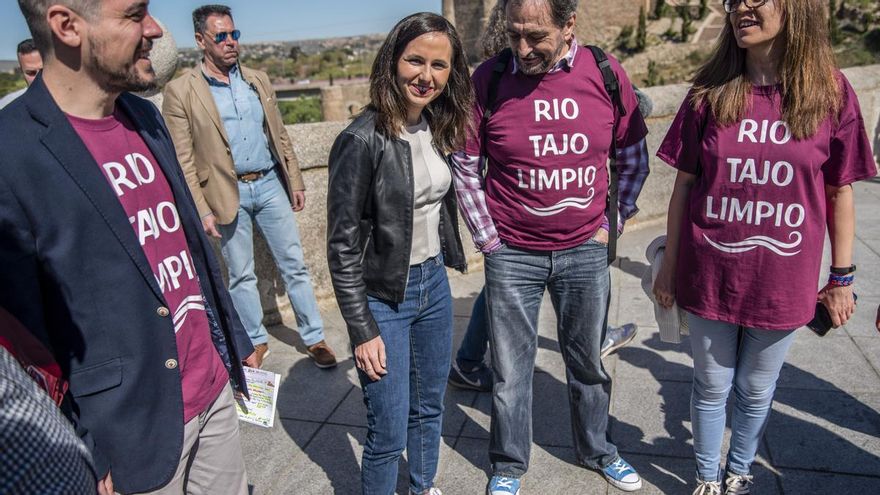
0, 88, 26, 110
400, 117, 452, 265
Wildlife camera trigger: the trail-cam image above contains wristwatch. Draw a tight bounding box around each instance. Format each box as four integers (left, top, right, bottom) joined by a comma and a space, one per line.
830, 265, 857, 275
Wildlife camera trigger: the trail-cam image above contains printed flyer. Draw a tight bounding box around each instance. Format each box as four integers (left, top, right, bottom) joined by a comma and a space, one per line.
235, 366, 281, 428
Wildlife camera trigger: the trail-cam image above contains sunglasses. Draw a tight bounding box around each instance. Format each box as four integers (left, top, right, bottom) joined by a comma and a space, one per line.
207, 29, 240, 43
723, 0, 770, 14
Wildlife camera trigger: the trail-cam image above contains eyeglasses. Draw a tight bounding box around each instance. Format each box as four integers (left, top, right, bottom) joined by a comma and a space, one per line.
207, 29, 240, 43
722, 0, 770, 14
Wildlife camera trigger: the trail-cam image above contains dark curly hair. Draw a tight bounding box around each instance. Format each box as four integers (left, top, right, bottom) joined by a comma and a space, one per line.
367, 12, 474, 154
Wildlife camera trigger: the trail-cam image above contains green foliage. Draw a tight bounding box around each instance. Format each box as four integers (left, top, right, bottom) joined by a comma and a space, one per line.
687, 48, 711, 66
679, 6, 693, 43
830, 0, 844, 45
698, 0, 709, 20
835, 43, 880, 67
278, 97, 323, 125
645, 60, 664, 87
828, 1, 880, 68
653, 0, 667, 20
288, 46, 303, 63
241, 47, 374, 83
0, 73, 26, 98
617, 25, 634, 52
866, 27, 880, 53
618, 25, 634, 45
636, 6, 648, 52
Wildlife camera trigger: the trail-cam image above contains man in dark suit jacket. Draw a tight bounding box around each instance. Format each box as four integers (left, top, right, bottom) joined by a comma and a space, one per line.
1, 1, 255, 494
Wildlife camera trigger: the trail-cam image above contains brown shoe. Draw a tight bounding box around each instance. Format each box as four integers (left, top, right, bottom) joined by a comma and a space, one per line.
307, 340, 337, 369
253, 343, 270, 369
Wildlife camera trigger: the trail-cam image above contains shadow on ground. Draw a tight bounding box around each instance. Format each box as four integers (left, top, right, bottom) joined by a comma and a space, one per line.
268, 288, 880, 493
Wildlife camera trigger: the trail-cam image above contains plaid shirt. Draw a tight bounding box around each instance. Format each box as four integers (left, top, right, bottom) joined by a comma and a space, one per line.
452, 40, 650, 253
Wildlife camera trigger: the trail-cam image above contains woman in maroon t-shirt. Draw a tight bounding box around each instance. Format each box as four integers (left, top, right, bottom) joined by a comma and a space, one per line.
654, 1, 876, 494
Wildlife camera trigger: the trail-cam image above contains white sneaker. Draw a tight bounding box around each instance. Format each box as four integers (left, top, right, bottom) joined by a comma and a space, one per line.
723, 472, 753, 495
411, 488, 442, 495
693, 480, 721, 495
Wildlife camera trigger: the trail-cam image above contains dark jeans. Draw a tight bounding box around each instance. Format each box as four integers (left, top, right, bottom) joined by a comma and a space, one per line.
483, 240, 618, 477
456, 288, 488, 370
358, 255, 453, 495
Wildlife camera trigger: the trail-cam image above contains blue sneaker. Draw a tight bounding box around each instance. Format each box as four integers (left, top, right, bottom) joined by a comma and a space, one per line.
487, 475, 521, 495
602, 457, 642, 491
600, 323, 639, 358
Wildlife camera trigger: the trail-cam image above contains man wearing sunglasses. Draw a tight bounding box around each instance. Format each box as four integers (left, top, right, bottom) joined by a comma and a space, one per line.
164, 4, 337, 370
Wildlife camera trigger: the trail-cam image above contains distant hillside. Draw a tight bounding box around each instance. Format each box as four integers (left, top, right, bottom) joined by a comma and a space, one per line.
0, 60, 19, 73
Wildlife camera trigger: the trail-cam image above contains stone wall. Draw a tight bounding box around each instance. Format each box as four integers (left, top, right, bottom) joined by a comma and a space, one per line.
238, 65, 880, 323
320, 84, 371, 122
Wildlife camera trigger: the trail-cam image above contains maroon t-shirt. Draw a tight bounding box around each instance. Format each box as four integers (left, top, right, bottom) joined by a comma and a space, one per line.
465, 51, 648, 251
68, 108, 229, 422
657, 77, 877, 329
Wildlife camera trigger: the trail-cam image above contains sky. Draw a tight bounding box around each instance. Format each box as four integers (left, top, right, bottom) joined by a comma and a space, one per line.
0, 0, 442, 60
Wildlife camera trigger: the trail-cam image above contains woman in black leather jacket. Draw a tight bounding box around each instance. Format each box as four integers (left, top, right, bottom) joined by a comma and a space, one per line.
326, 12, 472, 495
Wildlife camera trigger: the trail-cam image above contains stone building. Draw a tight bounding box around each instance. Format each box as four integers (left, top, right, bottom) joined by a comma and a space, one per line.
442, 0, 655, 63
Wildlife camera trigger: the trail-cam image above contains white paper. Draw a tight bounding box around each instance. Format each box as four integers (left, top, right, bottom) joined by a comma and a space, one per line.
235, 366, 281, 428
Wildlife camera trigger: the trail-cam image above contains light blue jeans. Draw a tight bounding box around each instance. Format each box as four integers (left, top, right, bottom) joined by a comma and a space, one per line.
688, 313, 797, 481
218, 167, 324, 346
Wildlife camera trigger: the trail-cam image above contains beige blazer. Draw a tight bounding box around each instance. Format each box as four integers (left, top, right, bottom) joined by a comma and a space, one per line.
162, 66, 305, 225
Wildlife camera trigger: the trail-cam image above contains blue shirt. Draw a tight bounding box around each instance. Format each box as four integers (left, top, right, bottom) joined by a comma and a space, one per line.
204, 65, 275, 174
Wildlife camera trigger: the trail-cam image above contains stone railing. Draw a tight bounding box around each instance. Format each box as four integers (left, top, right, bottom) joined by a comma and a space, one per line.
247, 65, 880, 322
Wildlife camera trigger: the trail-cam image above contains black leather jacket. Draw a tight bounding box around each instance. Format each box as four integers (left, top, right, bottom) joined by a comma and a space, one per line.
327, 110, 467, 346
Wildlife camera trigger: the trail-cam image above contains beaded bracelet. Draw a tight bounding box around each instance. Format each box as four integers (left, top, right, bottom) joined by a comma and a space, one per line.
828, 273, 855, 287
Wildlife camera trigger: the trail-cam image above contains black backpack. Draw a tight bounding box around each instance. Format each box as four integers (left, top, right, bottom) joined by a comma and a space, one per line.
479, 45, 627, 265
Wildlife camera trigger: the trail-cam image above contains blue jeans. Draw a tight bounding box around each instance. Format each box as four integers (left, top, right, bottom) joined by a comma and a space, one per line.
483, 240, 617, 476
456, 288, 488, 370
217, 167, 324, 346
688, 313, 796, 481
359, 255, 453, 495
456, 287, 619, 370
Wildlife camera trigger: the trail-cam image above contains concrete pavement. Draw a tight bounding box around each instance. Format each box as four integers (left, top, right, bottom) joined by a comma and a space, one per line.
240, 179, 880, 494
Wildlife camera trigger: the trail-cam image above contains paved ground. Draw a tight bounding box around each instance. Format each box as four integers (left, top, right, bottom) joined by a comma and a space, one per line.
692, 3, 726, 46
241, 179, 880, 494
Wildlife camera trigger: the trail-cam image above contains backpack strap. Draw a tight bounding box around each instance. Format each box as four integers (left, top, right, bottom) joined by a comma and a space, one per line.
586, 45, 624, 265
480, 48, 512, 177
480, 45, 627, 265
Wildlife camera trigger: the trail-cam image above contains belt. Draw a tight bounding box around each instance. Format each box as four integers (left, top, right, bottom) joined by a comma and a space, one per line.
237, 170, 268, 183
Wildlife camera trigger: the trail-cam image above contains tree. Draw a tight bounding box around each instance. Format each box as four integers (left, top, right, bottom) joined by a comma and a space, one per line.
645, 60, 663, 87
617, 25, 634, 50
699, 0, 709, 20
829, 0, 843, 45
653, 0, 667, 20
636, 6, 648, 52
679, 6, 693, 43
288, 46, 303, 63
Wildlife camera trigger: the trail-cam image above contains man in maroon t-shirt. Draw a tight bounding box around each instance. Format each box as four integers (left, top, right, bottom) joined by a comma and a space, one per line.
0, 1, 255, 494
451, 1, 649, 493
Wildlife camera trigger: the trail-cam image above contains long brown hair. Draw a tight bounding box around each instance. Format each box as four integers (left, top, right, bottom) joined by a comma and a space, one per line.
367, 12, 474, 154
690, 0, 841, 139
